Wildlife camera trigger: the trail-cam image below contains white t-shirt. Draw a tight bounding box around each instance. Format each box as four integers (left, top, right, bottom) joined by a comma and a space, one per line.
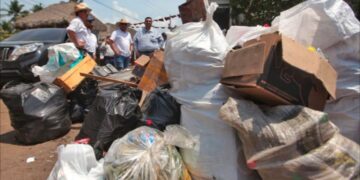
110, 29, 132, 57
88, 32, 97, 53
66, 17, 92, 52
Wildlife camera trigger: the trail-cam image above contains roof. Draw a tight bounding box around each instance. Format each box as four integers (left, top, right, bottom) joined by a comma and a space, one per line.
15, 2, 106, 32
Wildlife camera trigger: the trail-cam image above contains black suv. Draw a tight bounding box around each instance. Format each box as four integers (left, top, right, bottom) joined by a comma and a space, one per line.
0, 28, 68, 86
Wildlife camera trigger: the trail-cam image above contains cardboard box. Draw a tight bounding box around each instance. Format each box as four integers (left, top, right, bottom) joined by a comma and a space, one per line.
132, 55, 151, 77
54, 55, 96, 93
221, 33, 337, 110
138, 51, 168, 92
179, 0, 206, 24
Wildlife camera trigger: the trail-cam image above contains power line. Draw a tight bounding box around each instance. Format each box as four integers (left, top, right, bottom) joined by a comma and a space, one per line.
145, 0, 173, 15
91, 0, 142, 22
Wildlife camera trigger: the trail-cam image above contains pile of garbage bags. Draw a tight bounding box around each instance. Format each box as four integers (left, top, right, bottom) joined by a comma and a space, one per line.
0, 82, 71, 144
75, 84, 143, 158
0, 0, 359, 180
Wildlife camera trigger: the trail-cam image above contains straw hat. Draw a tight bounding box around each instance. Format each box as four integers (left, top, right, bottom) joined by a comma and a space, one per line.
117, 19, 130, 25
74, 3, 92, 13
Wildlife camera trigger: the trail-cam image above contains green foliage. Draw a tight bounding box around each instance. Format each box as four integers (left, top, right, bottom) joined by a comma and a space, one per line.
230, 0, 305, 26
2, 0, 29, 21
31, 3, 43, 13
230, 0, 359, 26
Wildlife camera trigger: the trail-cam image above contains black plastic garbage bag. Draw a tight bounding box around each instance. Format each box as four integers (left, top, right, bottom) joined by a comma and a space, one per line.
68, 78, 98, 123
140, 84, 181, 131
0, 81, 71, 144
76, 84, 142, 158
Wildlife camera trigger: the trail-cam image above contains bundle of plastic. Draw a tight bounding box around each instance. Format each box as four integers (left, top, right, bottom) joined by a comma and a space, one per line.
273, 0, 360, 143
164, 1, 258, 179
48, 144, 104, 180
103, 125, 198, 180
220, 98, 360, 179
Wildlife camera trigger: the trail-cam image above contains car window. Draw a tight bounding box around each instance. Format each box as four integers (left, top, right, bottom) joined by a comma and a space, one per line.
3, 29, 67, 43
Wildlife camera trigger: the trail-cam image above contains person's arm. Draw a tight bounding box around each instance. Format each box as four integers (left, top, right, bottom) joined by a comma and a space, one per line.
66, 19, 85, 48
157, 32, 164, 50
134, 32, 140, 57
67, 30, 85, 48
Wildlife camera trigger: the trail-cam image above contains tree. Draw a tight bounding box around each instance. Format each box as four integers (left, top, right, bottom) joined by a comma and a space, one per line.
31, 3, 43, 13
230, 0, 304, 26
1, 0, 29, 21
230, 0, 359, 26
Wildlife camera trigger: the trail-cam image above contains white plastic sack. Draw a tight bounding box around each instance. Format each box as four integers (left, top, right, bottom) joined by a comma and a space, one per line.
226, 26, 278, 48
32, 43, 81, 83
165, 1, 228, 106
275, 0, 360, 50
273, 0, 360, 144
323, 33, 360, 144
48, 144, 104, 180
180, 105, 259, 180
164, 2, 258, 179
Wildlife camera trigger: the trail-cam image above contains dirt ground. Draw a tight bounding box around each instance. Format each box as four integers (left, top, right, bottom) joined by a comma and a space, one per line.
0, 100, 82, 180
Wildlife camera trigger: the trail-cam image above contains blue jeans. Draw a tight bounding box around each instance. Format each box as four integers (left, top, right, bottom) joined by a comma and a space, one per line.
114, 55, 130, 70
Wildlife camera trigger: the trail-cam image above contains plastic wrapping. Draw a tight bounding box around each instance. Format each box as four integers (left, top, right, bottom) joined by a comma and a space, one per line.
140, 84, 181, 131
273, 0, 360, 143
68, 78, 98, 123
32, 43, 83, 83
104, 125, 198, 180
164, 2, 256, 179
48, 144, 104, 180
275, 0, 360, 50
76, 84, 142, 158
0, 81, 71, 144
220, 98, 360, 179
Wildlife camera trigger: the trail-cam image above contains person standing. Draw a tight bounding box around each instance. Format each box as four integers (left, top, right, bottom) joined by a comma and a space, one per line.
99, 36, 115, 66
85, 15, 97, 59
109, 19, 133, 70
66, 3, 93, 56
134, 17, 163, 57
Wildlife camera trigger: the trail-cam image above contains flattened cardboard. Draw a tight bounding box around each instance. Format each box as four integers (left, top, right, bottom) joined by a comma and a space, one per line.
134, 55, 150, 67
221, 33, 337, 110
179, 0, 206, 24
138, 51, 168, 92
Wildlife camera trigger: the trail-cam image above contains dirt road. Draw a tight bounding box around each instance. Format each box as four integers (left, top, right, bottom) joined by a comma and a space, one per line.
0, 100, 81, 180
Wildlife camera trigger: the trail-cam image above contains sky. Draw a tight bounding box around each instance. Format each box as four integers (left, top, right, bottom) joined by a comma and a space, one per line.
1, 0, 186, 30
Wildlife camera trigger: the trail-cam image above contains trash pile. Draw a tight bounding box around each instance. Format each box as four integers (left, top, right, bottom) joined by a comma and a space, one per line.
0, 0, 359, 179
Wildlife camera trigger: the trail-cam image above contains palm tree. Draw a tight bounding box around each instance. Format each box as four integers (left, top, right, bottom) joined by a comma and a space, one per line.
31, 3, 43, 13
1, 0, 29, 22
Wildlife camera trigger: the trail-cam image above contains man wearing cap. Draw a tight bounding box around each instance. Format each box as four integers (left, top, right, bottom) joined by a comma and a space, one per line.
109, 19, 133, 70
85, 15, 97, 59
67, 3, 93, 56
134, 17, 164, 57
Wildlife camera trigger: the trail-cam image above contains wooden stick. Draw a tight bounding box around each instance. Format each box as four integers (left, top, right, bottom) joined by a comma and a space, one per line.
80, 73, 138, 87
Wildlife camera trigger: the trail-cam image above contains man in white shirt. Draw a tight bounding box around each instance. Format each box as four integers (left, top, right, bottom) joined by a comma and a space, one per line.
100, 36, 115, 65
66, 3, 93, 56
109, 19, 133, 70
85, 15, 97, 59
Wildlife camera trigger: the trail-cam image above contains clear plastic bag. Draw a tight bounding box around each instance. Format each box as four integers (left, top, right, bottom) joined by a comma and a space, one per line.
103, 125, 198, 180
220, 98, 360, 180
32, 43, 82, 83
48, 144, 104, 180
